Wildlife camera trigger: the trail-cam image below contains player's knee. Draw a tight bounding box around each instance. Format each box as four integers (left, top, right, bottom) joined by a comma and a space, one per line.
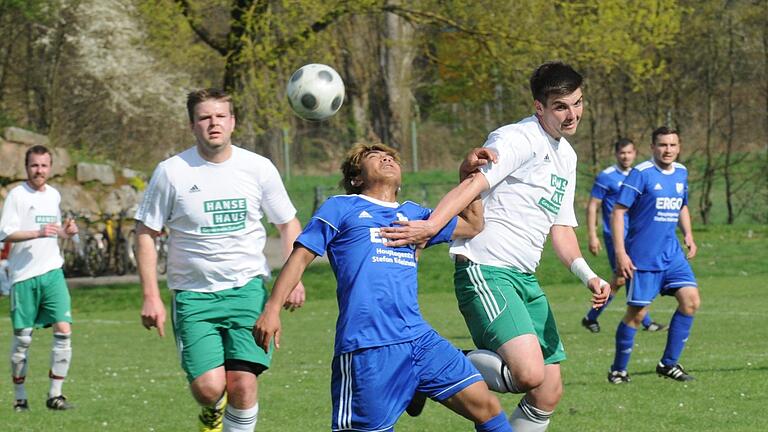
190, 377, 227, 406
511, 366, 545, 391
13, 329, 33, 350
678, 288, 700, 314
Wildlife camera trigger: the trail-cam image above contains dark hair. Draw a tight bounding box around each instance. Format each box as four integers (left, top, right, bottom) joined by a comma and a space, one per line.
25, 145, 52, 167
530, 61, 583, 105
651, 126, 679, 145
186, 88, 234, 122
340, 142, 401, 194
614, 138, 635, 153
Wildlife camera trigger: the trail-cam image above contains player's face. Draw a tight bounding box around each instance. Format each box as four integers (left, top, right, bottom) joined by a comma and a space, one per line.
190, 99, 236, 155
359, 150, 401, 188
651, 133, 680, 169
615, 144, 637, 170
26, 152, 52, 191
535, 88, 583, 139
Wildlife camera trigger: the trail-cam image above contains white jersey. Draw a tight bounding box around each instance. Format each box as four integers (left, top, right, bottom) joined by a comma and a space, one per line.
450, 115, 578, 273
135, 146, 297, 292
0, 183, 64, 284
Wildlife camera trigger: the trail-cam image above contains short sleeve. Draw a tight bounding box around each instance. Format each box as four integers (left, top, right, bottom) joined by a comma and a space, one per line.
425, 215, 458, 247
479, 131, 534, 189
616, 169, 643, 209
0, 190, 20, 241
134, 163, 175, 232
259, 161, 297, 225
590, 173, 609, 200
295, 198, 345, 256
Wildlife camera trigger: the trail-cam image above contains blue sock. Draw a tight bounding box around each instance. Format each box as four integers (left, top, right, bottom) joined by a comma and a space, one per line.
612, 321, 637, 372
586, 294, 614, 321
641, 313, 653, 328
661, 310, 694, 366
476, 411, 513, 432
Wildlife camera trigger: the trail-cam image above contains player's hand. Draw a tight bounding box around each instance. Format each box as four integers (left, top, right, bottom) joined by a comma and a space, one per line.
615, 252, 635, 280
459, 148, 498, 181
588, 235, 602, 256
63, 218, 79, 237
587, 277, 611, 309
253, 310, 281, 353
141, 296, 166, 337
39, 223, 59, 238
379, 220, 437, 247
684, 234, 697, 259
283, 281, 306, 312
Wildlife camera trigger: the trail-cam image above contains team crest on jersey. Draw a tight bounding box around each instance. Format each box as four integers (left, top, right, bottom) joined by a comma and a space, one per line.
200, 198, 247, 233
676, 183, 684, 194
537, 174, 568, 216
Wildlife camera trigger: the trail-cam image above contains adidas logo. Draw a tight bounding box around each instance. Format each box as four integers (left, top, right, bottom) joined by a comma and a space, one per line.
654, 183, 663, 190
358, 211, 372, 219
189, 185, 201, 193
543, 154, 551, 162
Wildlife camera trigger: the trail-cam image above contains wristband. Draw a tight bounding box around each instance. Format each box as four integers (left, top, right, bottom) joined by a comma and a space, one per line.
570, 257, 597, 287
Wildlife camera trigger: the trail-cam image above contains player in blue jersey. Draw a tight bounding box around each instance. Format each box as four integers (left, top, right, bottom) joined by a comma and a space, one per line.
581, 138, 666, 333
254, 142, 513, 432
607, 126, 700, 384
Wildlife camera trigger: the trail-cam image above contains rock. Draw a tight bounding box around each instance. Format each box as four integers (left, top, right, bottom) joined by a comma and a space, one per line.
101, 185, 140, 215
77, 162, 116, 185
56, 182, 101, 216
121, 168, 144, 179
3, 126, 50, 147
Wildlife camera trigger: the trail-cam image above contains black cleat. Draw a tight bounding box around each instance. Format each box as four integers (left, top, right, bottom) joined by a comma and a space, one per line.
656, 362, 694, 382
46, 395, 74, 410
607, 370, 631, 384
581, 317, 600, 333
14, 399, 29, 412
643, 321, 667, 332
405, 391, 427, 417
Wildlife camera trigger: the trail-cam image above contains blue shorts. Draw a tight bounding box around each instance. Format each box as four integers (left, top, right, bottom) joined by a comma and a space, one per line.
603, 232, 617, 272
330, 329, 482, 431
626, 255, 697, 307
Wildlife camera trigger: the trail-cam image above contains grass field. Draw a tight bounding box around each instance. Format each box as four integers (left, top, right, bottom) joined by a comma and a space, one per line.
0, 224, 765, 431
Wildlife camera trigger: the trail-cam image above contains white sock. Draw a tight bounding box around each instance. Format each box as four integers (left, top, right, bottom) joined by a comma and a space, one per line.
14, 382, 27, 401
11, 328, 32, 401
223, 403, 258, 432
49, 332, 72, 397
509, 398, 553, 432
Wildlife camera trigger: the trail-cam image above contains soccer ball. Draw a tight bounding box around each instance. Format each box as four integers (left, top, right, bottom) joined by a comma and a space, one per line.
465, 349, 518, 393
286, 63, 345, 121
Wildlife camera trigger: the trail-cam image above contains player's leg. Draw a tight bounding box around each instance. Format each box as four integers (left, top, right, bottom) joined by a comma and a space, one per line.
657, 260, 699, 381
9, 275, 43, 411
582, 235, 619, 332
440, 382, 512, 432
220, 277, 272, 432
39, 269, 74, 410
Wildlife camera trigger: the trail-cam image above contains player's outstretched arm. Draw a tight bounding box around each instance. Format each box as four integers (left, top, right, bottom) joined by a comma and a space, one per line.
551, 224, 610, 308
275, 217, 307, 311
678, 205, 697, 259
586, 197, 602, 256
136, 222, 165, 337
610, 205, 635, 279
253, 246, 316, 353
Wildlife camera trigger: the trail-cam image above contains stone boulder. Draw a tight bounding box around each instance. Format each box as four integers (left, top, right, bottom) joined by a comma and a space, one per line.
3, 126, 50, 147
77, 162, 116, 185
55, 182, 101, 216
101, 185, 141, 215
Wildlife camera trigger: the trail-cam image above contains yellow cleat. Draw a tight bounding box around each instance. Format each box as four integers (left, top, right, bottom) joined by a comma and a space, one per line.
198, 393, 227, 432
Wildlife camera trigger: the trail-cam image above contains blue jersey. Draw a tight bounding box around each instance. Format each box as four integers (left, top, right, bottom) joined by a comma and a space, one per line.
616, 160, 689, 271
590, 165, 630, 237
296, 194, 458, 355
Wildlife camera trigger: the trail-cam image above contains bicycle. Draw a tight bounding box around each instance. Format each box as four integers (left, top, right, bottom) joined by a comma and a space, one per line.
98, 211, 135, 276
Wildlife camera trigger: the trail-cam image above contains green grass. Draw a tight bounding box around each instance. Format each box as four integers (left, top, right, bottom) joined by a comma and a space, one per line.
0, 224, 765, 431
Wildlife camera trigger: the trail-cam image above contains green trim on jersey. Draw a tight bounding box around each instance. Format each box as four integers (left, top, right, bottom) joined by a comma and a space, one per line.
454, 261, 566, 364
10, 268, 72, 330
171, 277, 272, 382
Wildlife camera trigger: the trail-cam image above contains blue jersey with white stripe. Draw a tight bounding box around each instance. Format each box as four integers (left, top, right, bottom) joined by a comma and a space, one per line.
590, 165, 630, 236
616, 160, 689, 271
296, 194, 458, 355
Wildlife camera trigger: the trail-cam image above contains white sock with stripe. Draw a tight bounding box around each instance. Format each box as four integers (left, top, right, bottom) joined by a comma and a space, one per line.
223, 403, 258, 432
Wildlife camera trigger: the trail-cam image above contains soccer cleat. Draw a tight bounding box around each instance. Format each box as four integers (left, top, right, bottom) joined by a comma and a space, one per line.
13, 399, 29, 412
656, 362, 694, 382
607, 370, 631, 384
46, 395, 74, 410
581, 317, 600, 333
198, 394, 227, 432
643, 321, 668, 332
405, 391, 427, 417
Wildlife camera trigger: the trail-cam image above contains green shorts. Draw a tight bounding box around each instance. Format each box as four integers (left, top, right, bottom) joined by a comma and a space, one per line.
454, 261, 566, 364
171, 277, 272, 382
10, 268, 72, 330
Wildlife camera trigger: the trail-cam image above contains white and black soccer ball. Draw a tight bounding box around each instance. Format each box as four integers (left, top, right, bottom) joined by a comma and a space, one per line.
466, 349, 518, 393
286, 63, 345, 121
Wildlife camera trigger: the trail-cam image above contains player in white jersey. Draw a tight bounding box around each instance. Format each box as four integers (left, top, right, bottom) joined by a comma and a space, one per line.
135, 88, 305, 432
382, 62, 610, 432
0, 145, 79, 412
